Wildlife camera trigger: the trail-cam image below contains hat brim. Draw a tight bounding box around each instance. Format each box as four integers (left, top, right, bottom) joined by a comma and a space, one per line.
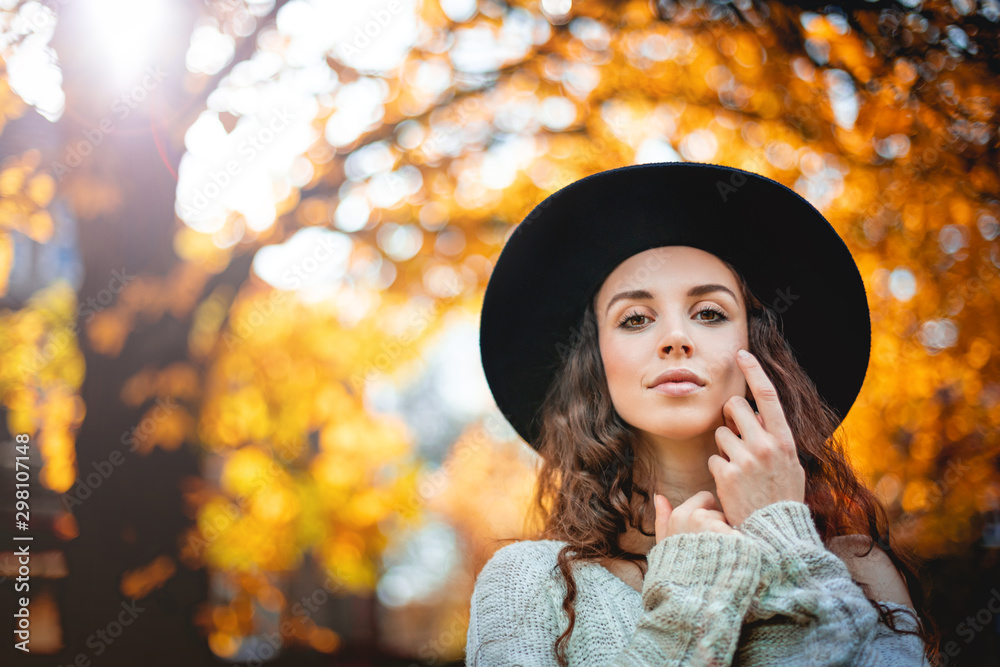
479, 161, 871, 448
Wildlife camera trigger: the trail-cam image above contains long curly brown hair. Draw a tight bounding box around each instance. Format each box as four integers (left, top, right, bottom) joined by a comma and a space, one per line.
509, 256, 941, 666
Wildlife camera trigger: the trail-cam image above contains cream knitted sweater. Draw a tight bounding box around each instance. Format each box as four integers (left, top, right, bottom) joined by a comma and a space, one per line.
466, 501, 929, 666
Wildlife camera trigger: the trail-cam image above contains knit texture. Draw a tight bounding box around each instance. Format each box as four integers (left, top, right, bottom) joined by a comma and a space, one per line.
466, 501, 929, 666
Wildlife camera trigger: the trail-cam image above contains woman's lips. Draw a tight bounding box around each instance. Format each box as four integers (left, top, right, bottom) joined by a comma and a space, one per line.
650, 381, 703, 396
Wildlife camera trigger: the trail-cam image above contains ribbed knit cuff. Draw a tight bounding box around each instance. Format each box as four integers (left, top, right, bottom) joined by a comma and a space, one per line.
642, 532, 763, 602
626, 533, 770, 664
734, 500, 824, 553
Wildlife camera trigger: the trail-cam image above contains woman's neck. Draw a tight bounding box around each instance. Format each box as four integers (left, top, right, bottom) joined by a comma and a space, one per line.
612, 432, 726, 555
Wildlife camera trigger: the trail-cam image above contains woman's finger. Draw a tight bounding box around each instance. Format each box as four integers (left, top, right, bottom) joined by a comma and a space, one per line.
723, 409, 740, 443
722, 395, 765, 448
687, 489, 717, 508
699, 509, 728, 524
736, 350, 794, 443
714, 423, 750, 466
654, 494, 671, 543
741, 395, 765, 429
688, 491, 723, 517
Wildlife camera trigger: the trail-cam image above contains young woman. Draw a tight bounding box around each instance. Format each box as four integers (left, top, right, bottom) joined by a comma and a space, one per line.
467, 162, 941, 666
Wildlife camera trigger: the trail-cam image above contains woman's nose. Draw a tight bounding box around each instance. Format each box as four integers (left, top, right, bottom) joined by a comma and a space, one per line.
656, 320, 694, 357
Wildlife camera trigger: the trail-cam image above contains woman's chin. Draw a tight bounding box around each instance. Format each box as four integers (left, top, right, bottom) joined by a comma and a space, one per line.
637, 422, 718, 442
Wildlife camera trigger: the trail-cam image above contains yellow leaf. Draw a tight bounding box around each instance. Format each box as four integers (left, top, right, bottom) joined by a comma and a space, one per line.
0, 166, 25, 197
131, 408, 192, 454
120, 555, 176, 599
26, 210, 54, 243
85, 309, 133, 357
0, 196, 22, 229
27, 173, 55, 207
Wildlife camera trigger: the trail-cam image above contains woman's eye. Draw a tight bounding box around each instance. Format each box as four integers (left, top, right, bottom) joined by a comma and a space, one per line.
617, 307, 729, 330
696, 307, 729, 323
617, 311, 647, 329
622, 314, 645, 327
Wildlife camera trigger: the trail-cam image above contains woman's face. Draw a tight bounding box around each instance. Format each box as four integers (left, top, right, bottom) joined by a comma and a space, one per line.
593, 245, 750, 443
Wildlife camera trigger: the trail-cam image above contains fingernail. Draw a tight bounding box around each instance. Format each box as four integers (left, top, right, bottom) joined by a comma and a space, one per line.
738, 349, 751, 359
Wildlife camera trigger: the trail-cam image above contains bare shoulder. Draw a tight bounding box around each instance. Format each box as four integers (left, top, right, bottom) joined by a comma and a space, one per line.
825, 534, 915, 610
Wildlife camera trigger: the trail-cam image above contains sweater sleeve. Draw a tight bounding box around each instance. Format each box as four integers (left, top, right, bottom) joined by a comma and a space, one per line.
466, 533, 771, 666
733, 501, 931, 666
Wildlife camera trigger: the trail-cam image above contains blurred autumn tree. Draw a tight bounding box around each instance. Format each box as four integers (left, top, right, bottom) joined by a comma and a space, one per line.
1, 0, 999, 664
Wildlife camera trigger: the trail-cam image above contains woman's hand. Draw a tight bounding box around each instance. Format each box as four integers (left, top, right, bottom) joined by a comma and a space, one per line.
708, 349, 806, 528
654, 490, 740, 541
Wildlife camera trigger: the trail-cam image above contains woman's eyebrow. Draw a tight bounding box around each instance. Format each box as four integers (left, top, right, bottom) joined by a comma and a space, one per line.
603, 284, 738, 318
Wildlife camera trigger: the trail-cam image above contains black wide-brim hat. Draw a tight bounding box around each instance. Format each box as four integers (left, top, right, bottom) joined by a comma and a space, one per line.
479, 161, 871, 449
